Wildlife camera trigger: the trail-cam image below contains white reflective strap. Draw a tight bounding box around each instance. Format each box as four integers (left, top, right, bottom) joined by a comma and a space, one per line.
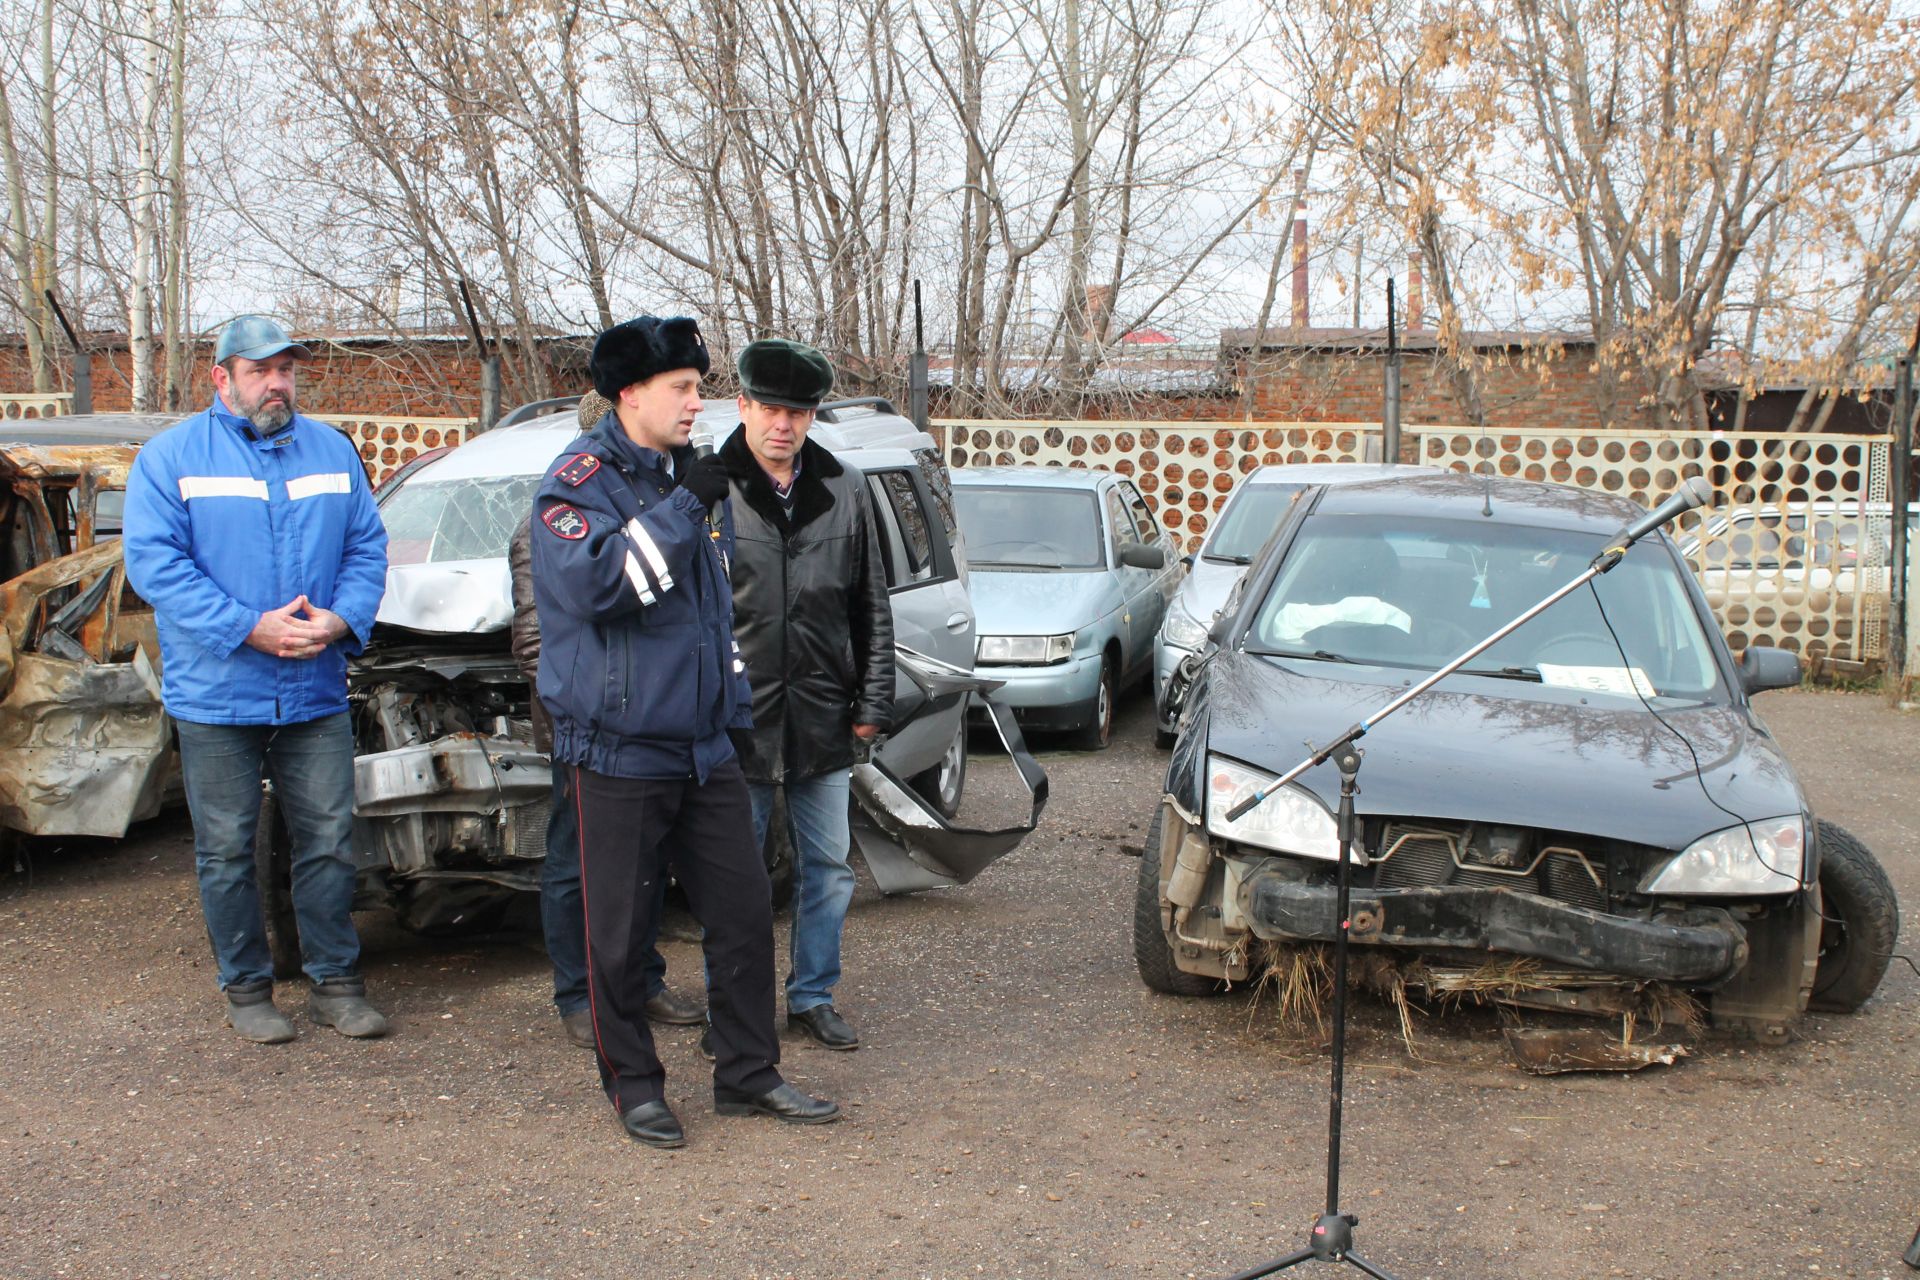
286, 471, 352, 500
178, 475, 269, 501
625, 518, 674, 592
733, 660, 745, 673
622, 550, 657, 606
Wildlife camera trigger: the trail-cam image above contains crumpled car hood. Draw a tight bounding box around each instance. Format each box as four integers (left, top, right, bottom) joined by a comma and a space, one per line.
1200, 650, 1804, 850
376, 559, 513, 634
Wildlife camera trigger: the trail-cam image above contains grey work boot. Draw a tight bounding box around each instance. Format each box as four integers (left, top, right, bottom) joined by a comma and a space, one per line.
225, 981, 296, 1044
308, 977, 391, 1039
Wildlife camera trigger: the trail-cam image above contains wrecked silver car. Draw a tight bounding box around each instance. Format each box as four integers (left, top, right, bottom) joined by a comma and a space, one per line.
256, 398, 1044, 968
0, 427, 179, 860
1138, 470, 1899, 1042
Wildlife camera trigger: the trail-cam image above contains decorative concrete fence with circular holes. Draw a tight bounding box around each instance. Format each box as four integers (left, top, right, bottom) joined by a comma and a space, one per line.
314, 415, 475, 487
936, 419, 1896, 666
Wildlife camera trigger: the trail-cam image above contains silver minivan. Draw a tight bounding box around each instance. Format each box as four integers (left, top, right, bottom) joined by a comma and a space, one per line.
254, 397, 1038, 969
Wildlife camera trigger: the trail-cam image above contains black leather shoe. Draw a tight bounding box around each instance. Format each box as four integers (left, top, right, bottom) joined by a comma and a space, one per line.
560, 1008, 595, 1050
714, 1081, 840, 1125
645, 987, 705, 1026
788, 1004, 860, 1050
620, 1100, 686, 1148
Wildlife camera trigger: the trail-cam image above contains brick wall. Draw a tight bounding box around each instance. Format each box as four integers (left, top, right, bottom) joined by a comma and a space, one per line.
0, 336, 591, 418
1232, 343, 1625, 431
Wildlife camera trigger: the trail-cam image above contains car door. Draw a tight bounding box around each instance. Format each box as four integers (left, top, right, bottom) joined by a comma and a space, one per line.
863, 465, 974, 781
1107, 479, 1174, 681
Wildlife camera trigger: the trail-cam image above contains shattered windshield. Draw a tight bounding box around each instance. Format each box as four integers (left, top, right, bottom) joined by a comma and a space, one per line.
1247, 514, 1725, 701
379, 474, 542, 566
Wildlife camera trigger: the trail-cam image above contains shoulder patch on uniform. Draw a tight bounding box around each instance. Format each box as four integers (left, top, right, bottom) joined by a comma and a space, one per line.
541, 503, 589, 541
555, 453, 601, 487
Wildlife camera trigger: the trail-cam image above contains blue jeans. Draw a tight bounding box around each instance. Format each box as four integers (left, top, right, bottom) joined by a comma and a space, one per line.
175, 713, 361, 990
543, 763, 667, 1017
748, 770, 854, 1014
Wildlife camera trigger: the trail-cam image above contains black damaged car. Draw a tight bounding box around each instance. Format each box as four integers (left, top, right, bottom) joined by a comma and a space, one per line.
1138, 470, 1898, 1039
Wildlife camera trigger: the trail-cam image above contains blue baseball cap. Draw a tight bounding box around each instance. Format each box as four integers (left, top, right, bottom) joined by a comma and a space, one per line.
213, 315, 312, 363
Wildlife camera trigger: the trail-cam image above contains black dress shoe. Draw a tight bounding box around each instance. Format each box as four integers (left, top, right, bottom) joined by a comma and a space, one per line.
644, 987, 706, 1026
620, 1100, 686, 1148
788, 1004, 860, 1050
713, 1081, 840, 1125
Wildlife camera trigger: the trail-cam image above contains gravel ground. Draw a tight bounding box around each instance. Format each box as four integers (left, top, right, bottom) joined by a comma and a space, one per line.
0, 685, 1914, 1279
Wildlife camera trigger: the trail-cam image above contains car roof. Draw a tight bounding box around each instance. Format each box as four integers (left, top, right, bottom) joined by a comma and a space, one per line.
388, 402, 933, 484
0, 413, 176, 446
1240, 461, 1433, 486
1310, 469, 1649, 533
951, 465, 1114, 490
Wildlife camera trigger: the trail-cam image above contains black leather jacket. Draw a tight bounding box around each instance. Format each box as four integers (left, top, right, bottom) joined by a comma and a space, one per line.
721, 427, 894, 784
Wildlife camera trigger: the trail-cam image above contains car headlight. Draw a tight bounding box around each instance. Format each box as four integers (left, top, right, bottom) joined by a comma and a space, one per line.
1640, 815, 1804, 896
1204, 754, 1339, 859
1160, 601, 1209, 651
976, 633, 1074, 665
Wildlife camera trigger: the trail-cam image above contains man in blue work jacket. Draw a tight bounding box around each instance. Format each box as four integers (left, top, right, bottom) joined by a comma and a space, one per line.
530, 315, 839, 1148
124, 315, 391, 1045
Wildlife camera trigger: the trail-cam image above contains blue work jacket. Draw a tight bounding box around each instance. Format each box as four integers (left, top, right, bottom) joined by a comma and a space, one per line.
122, 397, 389, 725
530, 413, 751, 782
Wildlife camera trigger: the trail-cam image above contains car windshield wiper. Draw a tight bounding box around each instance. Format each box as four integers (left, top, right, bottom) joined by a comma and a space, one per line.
1457, 665, 1543, 682
1258, 646, 1358, 664
1202, 553, 1252, 565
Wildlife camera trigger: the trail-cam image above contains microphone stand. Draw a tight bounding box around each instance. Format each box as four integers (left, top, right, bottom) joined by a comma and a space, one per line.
1216, 478, 1711, 1277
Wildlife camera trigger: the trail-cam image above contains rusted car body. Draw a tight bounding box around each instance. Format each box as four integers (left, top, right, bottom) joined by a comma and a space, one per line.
0, 434, 175, 844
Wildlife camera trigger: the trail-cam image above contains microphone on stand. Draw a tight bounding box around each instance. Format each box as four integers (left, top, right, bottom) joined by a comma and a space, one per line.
1592, 475, 1712, 570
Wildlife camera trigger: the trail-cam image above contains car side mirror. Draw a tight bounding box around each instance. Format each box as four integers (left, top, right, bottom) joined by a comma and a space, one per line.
1180, 552, 1195, 569
1738, 646, 1801, 695
1119, 544, 1166, 570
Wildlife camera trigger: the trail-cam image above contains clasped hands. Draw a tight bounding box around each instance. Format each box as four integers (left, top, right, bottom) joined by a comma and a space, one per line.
246, 595, 349, 660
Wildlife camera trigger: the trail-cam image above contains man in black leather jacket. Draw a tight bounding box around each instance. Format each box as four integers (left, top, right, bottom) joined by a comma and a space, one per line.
720, 338, 895, 1051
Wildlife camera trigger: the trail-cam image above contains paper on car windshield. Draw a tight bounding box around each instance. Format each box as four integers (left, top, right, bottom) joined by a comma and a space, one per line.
1537, 664, 1656, 698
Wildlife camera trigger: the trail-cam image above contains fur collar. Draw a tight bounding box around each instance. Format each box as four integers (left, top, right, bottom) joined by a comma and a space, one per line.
719, 427, 843, 530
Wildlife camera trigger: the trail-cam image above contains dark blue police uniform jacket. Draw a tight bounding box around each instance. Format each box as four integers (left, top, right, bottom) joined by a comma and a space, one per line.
529, 413, 751, 782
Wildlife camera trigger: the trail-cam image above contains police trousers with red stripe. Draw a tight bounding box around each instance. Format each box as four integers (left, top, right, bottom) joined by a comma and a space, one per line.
571, 760, 783, 1113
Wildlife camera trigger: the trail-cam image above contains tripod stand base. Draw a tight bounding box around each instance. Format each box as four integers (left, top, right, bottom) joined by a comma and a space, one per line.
1221, 1213, 1400, 1279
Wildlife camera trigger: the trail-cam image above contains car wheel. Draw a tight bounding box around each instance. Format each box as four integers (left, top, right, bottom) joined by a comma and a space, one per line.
910, 711, 968, 819
253, 788, 303, 981
1133, 808, 1225, 997
1809, 818, 1899, 1012
762, 793, 795, 912
1072, 655, 1117, 751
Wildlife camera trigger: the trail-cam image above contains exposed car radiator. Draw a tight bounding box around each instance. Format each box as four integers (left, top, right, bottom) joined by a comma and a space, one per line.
1372, 823, 1606, 914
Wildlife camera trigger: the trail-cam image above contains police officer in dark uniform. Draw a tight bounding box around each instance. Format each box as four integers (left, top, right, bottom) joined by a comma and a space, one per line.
530, 315, 839, 1148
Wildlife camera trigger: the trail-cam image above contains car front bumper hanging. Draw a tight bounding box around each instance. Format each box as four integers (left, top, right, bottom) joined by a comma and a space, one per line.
1243, 872, 1750, 985
849, 646, 1049, 894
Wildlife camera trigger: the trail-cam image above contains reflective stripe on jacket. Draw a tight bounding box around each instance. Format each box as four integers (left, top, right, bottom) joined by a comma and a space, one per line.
529, 413, 751, 782
122, 399, 389, 725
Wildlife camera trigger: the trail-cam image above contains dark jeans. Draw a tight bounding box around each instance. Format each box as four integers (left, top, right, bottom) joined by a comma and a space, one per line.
571, 760, 782, 1112
175, 713, 361, 990
542, 764, 668, 1017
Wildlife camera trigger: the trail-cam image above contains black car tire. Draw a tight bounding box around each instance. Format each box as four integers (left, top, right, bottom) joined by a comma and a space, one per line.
1809, 818, 1899, 1013
1133, 808, 1224, 997
762, 794, 796, 912
910, 709, 968, 819
253, 789, 304, 981
1073, 655, 1117, 751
